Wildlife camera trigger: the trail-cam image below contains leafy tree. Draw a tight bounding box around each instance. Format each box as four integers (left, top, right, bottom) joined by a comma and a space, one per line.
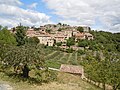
0, 26, 17, 45
97, 59, 110, 90
15, 26, 27, 46
0, 44, 45, 78
66, 37, 75, 47
27, 37, 39, 45
56, 42, 62, 46
82, 51, 120, 90
113, 33, 120, 43
116, 44, 120, 52
78, 40, 89, 48
83, 54, 109, 90
35, 69, 57, 83
105, 44, 116, 52
77, 50, 85, 55
106, 52, 120, 90
77, 27, 84, 32
57, 23, 62, 26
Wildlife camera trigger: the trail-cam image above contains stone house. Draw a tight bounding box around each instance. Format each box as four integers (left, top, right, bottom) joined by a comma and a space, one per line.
84, 33, 94, 40
63, 29, 73, 39
74, 33, 86, 41
53, 34, 67, 43
39, 26, 46, 34
60, 64, 85, 79
26, 28, 36, 37
74, 32, 93, 41
72, 30, 79, 36
37, 34, 54, 46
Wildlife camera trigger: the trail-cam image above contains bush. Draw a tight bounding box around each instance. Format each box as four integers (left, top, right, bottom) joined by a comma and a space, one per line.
78, 40, 89, 48
66, 37, 75, 47
56, 42, 62, 46
35, 69, 57, 83
77, 50, 85, 55
27, 37, 39, 45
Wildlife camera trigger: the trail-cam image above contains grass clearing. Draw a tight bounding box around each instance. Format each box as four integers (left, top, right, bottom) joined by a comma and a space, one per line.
0, 71, 101, 90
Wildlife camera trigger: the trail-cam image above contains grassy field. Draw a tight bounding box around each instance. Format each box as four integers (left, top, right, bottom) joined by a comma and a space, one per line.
0, 71, 101, 90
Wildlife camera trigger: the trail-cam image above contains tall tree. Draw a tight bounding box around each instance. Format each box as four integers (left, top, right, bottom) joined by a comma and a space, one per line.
66, 37, 75, 47
15, 26, 26, 46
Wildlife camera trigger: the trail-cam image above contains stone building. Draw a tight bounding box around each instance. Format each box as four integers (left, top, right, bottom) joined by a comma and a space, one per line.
60, 64, 85, 79
37, 34, 54, 46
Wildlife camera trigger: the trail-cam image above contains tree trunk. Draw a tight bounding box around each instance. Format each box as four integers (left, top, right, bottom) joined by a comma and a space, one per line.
97, 82, 100, 87
102, 83, 106, 90
22, 65, 30, 78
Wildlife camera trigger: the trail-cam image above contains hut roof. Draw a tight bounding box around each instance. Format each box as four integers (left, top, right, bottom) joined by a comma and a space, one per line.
60, 64, 83, 74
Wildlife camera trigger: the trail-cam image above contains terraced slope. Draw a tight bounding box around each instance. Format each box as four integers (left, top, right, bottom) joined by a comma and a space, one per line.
45, 51, 81, 69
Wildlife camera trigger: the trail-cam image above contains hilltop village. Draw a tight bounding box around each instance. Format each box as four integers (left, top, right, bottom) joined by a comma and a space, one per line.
10, 23, 94, 50
0, 23, 120, 90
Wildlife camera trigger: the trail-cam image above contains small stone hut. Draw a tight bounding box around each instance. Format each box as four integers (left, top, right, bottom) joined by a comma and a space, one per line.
60, 64, 85, 79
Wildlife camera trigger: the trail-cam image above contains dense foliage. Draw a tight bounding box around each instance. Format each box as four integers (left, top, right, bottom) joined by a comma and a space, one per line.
15, 26, 27, 46
26, 36, 40, 45
90, 31, 120, 52
78, 40, 89, 48
0, 26, 16, 45
77, 27, 84, 32
66, 37, 75, 47
79, 51, 120, 90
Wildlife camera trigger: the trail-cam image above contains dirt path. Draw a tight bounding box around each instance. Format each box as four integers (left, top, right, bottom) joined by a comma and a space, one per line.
0, 83, 12, 90
75, 52, 78, 64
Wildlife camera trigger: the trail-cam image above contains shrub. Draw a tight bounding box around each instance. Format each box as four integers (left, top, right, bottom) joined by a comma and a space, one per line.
35, 69, 57, 83
77, 50, 85, 55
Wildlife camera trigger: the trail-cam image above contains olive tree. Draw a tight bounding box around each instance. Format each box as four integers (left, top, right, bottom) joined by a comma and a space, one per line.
0, 44, 45, 78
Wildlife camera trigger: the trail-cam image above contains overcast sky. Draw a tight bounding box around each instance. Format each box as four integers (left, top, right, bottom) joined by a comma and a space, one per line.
0, 0, 120, 32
